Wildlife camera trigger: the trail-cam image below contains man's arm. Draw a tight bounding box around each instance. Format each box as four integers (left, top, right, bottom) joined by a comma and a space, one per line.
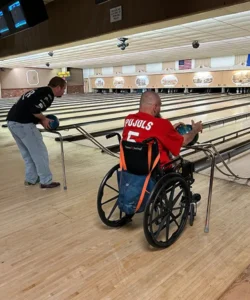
182, 120, 202, 146
33, 113, 46, 121
25, 90, 53, 129
158, 119, 202, 156
158, 120, 184, 156
33, 113, 51, 129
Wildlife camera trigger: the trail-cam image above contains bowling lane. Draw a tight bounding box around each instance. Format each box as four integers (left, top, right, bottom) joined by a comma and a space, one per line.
48, 92, 214, 106
198, 118, 250, 142
52, 114, 250, 151
37, 103, 250, 142
40, 96, 235, 120
55, 97, 239, 119
57, 98, 250, 125
172, 105, 250, 125
0, 94, 231, 119
0, 94, 180, 114
0, 93, 216, 114
183, 120, 250, 163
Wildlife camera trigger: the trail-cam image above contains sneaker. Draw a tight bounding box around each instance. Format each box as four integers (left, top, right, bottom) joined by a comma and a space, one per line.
40, 182, 60, 189
24, 177, 40, 186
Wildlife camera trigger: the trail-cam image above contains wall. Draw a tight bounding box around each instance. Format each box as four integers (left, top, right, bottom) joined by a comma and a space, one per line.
67, 68, 84, 94
0, 0, 248, 58
85, 55, 247, 77
90, 70, 250, 89
1, 68, 60, 98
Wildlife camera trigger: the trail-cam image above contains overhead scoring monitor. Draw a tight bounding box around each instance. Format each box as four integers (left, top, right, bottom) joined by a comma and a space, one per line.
0, 10, 9, 34
0, 0, 48, 39
8, 1, 27, 29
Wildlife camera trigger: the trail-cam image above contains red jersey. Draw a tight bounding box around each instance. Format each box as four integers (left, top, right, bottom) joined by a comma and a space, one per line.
122, 112, 184, 166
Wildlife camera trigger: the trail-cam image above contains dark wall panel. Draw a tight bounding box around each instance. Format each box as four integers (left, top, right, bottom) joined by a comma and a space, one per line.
0, 0, 248, 58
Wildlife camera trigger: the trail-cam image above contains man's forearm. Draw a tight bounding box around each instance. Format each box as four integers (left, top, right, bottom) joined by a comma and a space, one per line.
33, 113, 46, 120
183, 130, 198, 146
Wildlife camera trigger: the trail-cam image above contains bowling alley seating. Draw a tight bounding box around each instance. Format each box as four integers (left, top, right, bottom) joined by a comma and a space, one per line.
97, 133, 200, 248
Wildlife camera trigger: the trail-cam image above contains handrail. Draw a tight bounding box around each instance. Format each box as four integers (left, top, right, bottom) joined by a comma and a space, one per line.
74, 125, 119, 158
200, 142, 250, 180
185, 141, 250, 233
184, 143, 216, 233
180, 126, 250, 157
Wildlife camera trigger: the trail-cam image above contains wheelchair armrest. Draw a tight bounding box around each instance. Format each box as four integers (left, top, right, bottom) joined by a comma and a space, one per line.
106, 132, 121, 143
171, 156, 183, 164
162, 156, 183, 171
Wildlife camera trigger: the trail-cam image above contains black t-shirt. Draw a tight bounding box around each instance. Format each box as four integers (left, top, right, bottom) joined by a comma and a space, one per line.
6, 86, 54, 124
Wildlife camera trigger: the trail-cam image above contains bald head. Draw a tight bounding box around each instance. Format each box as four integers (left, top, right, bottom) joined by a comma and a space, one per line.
139, 91, 161, 117
140, 91, 161, 107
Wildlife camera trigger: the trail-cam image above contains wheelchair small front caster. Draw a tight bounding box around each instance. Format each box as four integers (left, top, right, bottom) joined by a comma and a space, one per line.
189, 203, 197, 226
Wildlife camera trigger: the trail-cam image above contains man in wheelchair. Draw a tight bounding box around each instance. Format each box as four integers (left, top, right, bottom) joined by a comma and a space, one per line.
97, 91, 203, 248
122, 91, 202, 170
121, 91, 203, 209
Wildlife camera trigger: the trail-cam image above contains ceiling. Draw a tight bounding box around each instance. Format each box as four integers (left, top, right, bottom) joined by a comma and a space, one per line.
2, 3, 250, 69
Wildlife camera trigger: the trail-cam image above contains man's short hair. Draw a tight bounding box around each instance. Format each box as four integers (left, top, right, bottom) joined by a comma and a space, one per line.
48, 76, 66, 88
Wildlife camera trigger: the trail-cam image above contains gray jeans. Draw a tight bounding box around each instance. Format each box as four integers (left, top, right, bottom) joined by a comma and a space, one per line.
7, 121, 52, 184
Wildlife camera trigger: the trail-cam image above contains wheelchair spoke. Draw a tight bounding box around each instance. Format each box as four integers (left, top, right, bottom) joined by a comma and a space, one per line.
105, 183, 119, 193
170, 212, 180, 228
107, 201, 118, 220
171, 211, 182, 219
101, 195, 119, 206
172, 206, 182, 211
165, 183, 181, 194
172, 190, 183, 206
149, 209, 168, 226
154, 215, 168, 239
169, 183, 176, 202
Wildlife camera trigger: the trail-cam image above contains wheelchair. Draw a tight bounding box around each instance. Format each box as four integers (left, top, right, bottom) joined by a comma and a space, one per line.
97, 133, 200, 248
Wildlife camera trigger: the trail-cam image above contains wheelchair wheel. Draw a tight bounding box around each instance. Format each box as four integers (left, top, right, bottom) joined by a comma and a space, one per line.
143, 173, 191, 248
97, 164, 133, 227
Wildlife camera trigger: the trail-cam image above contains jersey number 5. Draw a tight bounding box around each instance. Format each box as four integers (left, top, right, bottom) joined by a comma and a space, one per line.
127, 131, 139, 142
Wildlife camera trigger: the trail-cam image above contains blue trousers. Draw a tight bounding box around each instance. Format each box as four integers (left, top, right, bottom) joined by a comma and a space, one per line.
7, 121, 52, 184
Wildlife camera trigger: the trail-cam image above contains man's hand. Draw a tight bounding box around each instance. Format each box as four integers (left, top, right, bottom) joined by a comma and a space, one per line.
173, 122, 185, 129
191, 120, 203, 133
40, 118, 52, 129
182, 120, 203, 146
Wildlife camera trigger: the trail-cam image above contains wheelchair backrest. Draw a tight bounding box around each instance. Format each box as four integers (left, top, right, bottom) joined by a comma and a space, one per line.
120, 140, 159, 175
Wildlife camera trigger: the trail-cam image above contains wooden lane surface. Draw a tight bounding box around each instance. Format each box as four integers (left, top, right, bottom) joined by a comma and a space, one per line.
0, 93, 223, 115
32, 105, 250, 148
41, 97, 239, 120
0, 94, 228, 120
56, 99, 250, 127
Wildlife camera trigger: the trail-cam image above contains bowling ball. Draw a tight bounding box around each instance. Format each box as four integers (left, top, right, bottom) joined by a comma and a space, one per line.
46, 114, 60, 130
176, 124, 199, 146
